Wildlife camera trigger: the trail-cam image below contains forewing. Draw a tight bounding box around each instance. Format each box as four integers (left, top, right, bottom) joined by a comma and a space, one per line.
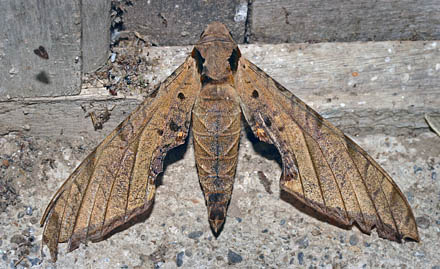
40, 56, 201, 261
235, 58, 419, 242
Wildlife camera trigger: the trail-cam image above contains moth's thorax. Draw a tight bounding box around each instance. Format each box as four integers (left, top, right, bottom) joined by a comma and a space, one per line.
193, 42, 239, 82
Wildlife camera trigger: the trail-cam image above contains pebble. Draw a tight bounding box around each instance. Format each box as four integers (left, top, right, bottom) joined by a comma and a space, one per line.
298, 252, 304, 265
185, 249, 192, 257
28, 257, 41, 266
413, 165, 422, 174
405, 191, 414, 203
432, 266, 440, 269
176, 251, 184, 267
235, 217, 242, 223
10, 234, 26, 245
17, 212, 25, 219
280, 219, 286, 225
110, 53, 117, 63
349, 234, 359, 246
432, 171, 437, 180
227, 250, 243, 264
25, 206, 33, 216
416, 216, 431, 229
188, 231, 203, 239
262, 229, 268, 233
311, 229, 321, 236
414, 251, 425, 258
295, 236, 309, 249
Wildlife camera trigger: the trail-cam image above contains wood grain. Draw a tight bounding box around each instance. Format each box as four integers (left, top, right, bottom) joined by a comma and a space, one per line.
1, 41, 438, 138
251, 0, 440, 43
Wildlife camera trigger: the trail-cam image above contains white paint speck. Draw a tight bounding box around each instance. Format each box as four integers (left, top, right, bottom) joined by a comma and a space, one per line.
340, 103, 346, 107
401, 73, 410, 83
357, 101, 366, 105
407, 65, 412, 71
436, 63, 440, 71
385, 57, 391, 63
388, 48, 393, 53
234, 2, 248, 22
371, 76, 378, 81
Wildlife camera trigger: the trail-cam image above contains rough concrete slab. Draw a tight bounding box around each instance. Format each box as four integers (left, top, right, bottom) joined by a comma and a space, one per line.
0, 129, 439, 268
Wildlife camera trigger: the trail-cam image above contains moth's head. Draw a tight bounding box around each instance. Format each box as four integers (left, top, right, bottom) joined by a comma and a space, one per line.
198, 22, 235, 43
193, 22, 241, 82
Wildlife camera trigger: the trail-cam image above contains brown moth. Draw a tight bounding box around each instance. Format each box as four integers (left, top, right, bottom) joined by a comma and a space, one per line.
41, 22, 419, 261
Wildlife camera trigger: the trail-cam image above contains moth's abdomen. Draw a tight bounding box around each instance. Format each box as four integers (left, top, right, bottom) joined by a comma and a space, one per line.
192, 84, 241, 233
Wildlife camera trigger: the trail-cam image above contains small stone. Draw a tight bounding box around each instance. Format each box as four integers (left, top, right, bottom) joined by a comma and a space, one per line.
413, 165, 422, 174
432, 172, 437, 180
236, 217, 242, 223
311, 229, 321, 236
405, 191, 414, 203
176, 251, 184, 267
349, 234, 359, 246
280, 219, 286, 225
416, 216, 431, 229
120, 265, 128, 269
259, 254, 264, 259
364, 242, 371, 247
30, 217, 38, 224
188, 231, 203, 239
185, 249, 192, 257
0, 239, 2, 247
436, 219, 440, 225
17, 211, 25, 218
181, 31, 189, 37
295, 236, 309, 249
227, 250, 242, 264
298, 252, 304, 265
10, 234, 26, 245
27, 258, 41, 266
23, 124, 31, 131
25, 206, 33, 216
262, 229, 268, 233
431, 266, 440, 269
414, 251, 425, 258
289, 257, 295, 264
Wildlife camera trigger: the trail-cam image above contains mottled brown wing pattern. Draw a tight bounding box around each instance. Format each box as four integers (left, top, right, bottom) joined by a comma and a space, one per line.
235, 58, 419, 242
40, 56, 201, 261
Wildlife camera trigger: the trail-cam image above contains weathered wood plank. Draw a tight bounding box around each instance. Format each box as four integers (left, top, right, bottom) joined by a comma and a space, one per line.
1, 41, 438, 139
0, 0, 82, 98
251, 0, 440, 43
82, 0, 111, 73
123, 0, 248, 45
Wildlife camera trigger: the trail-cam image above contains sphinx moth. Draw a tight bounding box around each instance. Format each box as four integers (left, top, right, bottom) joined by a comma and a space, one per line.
41, 22, 419, 261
